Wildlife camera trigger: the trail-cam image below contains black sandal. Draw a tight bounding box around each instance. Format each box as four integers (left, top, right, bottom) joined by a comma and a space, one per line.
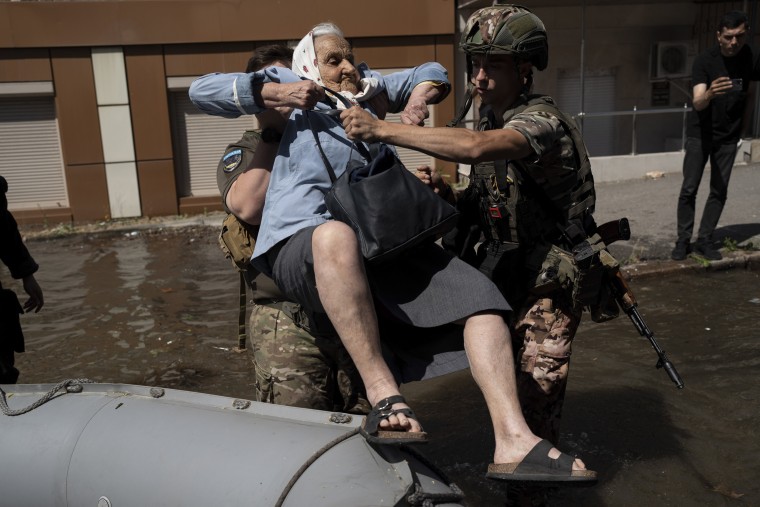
486, 439, 597, 484
359, 395, 428, 445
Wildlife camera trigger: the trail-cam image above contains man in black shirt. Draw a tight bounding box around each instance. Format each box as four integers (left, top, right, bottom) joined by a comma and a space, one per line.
672, 10, 760, 261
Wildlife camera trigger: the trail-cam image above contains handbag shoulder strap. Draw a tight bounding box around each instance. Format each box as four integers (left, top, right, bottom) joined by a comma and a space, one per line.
324, 89, 374, 160
305, 110, 338, 183
303, 93, 375, 182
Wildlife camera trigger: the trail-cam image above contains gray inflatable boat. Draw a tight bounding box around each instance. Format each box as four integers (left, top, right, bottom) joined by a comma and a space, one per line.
0, 381, 465, 507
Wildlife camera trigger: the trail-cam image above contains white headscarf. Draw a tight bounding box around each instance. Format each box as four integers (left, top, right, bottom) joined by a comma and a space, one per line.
292, 26, 380, 109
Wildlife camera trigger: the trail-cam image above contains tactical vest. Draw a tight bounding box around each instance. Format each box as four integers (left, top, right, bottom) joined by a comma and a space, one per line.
468, 94, 596, 250
450, 95, 621, 321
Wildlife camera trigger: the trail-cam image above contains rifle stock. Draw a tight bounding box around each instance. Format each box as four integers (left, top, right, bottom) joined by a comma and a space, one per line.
610, 270, 684, 389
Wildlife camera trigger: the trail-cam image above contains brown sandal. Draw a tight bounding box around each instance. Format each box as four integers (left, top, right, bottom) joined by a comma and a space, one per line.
359, 395, 428, 446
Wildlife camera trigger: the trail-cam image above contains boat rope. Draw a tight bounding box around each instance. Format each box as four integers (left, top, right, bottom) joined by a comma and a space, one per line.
406, 483, 466, 507
402, 445, 466, 506
0, 378, 94, 416
274, 427, 361, 507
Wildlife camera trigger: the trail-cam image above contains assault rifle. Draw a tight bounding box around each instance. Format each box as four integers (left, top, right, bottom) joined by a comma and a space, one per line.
587, 218, 685, 389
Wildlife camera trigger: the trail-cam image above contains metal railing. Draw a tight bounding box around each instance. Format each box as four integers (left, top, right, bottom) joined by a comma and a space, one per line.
574, 103, 691, 156
455, 103, 693, 157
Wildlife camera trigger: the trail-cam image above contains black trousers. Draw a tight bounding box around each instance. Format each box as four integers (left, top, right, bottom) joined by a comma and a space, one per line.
676, 137, 737, 245
0, 288, 23, 384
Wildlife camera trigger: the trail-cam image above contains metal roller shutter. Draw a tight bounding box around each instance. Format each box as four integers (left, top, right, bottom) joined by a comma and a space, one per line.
0, 97, 67, 210
172, 92, 257, 197
383, 107, 437, 171
377, 68, 438, 171
557, 73, 615, 157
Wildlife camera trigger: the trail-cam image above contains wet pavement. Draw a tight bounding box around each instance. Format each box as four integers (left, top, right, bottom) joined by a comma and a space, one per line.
406, 268, 760, 506
592, 162, 760, 269
3, 162, 760, 506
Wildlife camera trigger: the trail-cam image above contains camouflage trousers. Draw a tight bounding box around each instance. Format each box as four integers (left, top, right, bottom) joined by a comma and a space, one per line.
249, 303, 370, 415
512, 293, 582, 444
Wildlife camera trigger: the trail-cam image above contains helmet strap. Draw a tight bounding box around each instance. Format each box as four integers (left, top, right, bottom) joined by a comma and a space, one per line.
447, 82, 475, 128
514, 58, 533, 95
523, 69, 534, 94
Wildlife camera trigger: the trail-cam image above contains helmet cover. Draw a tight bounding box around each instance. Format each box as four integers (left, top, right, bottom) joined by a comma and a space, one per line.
460, 4, 548, 71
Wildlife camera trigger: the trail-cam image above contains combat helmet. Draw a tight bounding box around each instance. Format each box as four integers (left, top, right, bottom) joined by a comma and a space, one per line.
460, 4, 548, 71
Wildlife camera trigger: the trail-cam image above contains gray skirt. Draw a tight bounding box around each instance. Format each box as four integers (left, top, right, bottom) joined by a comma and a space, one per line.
370, 241, 512, 382
368, 241, 511, 327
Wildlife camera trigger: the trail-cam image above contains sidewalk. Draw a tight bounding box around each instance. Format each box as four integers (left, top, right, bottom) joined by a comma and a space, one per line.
593, 161, 760, 279
22, 163, 760, 279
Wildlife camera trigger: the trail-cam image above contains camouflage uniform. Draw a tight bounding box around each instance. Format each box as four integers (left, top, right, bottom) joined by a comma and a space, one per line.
249, 301, 370, 414
512, 292, 581, 443
451, 5, 598, 445
507, 105, 588, 444
451, 98, 594, 444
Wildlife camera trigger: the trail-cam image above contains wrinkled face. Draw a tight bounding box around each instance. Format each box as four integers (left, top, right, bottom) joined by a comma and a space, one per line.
717, 23, 747, 57
470, 53, 529, 111
314, 34, 359, 94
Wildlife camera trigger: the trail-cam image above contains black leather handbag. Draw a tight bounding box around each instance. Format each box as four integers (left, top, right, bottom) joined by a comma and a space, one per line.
306, 110, 458, 264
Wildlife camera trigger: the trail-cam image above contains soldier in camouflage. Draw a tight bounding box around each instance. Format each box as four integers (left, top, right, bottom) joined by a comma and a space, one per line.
342, 3, 601, 447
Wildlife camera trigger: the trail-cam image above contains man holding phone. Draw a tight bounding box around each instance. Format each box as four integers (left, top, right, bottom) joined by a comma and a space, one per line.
672, 10, 760, 261
671, 11, 760, 260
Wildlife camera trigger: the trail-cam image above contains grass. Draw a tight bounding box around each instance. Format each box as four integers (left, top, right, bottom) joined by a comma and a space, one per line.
723, 235, 758, 252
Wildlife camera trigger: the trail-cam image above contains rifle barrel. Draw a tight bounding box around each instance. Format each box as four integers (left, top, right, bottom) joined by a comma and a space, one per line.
626, 306, 684, 389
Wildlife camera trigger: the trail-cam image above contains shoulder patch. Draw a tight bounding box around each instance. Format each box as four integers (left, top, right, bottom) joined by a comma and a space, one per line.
222, 148, 243, 173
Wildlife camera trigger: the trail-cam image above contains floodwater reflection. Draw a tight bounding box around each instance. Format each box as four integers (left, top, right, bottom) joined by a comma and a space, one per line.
9, 228, 252, 393
4, 228, 759, 506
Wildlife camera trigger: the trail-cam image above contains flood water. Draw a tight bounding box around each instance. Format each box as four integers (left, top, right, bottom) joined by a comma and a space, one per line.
4, 227, 759, 506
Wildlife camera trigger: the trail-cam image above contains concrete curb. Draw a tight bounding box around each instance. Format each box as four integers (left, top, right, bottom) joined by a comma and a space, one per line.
621, 249, 760, 280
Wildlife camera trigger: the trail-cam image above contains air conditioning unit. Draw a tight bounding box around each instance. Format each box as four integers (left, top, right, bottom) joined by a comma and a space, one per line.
650, 41, 697, 80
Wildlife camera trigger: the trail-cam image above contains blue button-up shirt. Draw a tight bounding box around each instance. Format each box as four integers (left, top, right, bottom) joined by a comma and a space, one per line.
189, 63, 449, 275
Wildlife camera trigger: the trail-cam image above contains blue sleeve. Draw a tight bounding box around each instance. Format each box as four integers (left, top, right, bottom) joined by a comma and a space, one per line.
188, 67, 302, 118
381, 62, 451, 113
